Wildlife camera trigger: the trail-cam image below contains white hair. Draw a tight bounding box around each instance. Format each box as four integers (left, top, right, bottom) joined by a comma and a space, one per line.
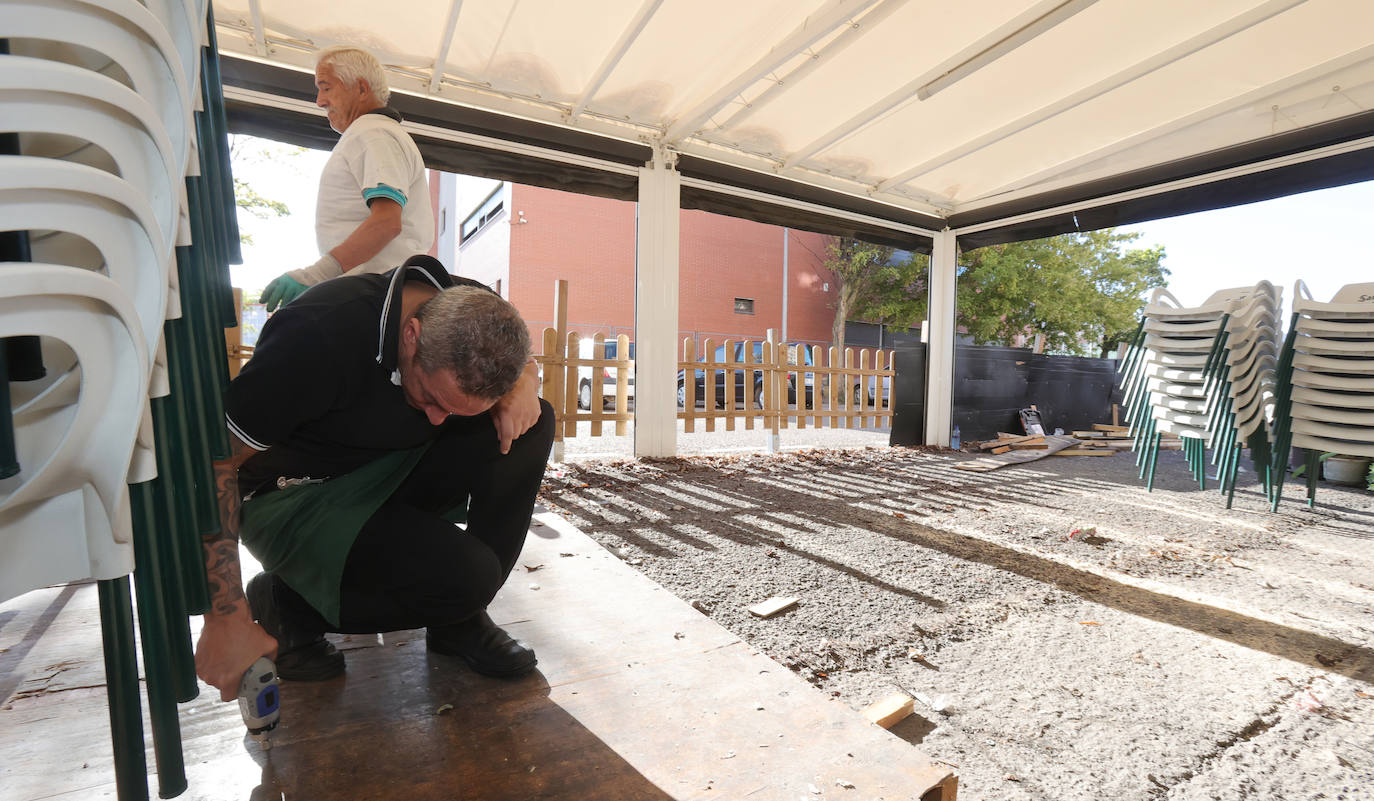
316, 45, 390, 105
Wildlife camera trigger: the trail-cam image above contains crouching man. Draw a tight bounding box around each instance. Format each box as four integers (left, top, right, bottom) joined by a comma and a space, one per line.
195, 255, 554, 699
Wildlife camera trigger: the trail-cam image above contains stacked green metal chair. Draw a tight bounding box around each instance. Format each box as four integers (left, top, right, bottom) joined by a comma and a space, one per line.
1, 1, 238, 798
1197, 285, 1282, 507
1118, 283, 1281, 500
1269, 280, 1374, 509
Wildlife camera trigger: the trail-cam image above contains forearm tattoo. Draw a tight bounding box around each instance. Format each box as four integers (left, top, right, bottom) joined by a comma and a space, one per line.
204, 437, 251, 617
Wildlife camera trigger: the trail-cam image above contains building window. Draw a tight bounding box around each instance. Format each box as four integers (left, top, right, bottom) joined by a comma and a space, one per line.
461, 186, 504, 242
734, 297, 755, 315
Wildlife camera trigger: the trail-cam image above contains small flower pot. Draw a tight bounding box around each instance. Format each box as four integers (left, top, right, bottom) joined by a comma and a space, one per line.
1323, 455, 1372, 487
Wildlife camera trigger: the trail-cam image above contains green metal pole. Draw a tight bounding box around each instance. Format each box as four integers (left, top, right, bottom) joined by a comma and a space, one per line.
1146, 431, 1163, 492
129, 483, 190, 798
97, 577, 149, 801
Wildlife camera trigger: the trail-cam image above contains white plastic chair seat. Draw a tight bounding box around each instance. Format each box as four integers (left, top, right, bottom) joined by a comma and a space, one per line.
2, 0, 193, 176
1145, 351, 1209, 368
1143, 334, 1217, 353
1293, 280, 1374, 320
1291, 385, 1374, 409
1289, 402, 1374, 427
1151, 417, 1212, 442
1290, 351, 1374, 375
1290, 369, 1374, 392
140, 0, 202, 90
1289, 417, 1374, 446
1289, 433, 1374, 459
1144, 378, 1206, 398
1292, 333, 1374, 355
1151, 394, 1208, 413
1144, 283, 1280, 321
0, 156, 171, 396
1143, 318, 1224, 335
1145, 365, 1207, 383
1288, 435, 1374, 459
1221, 336, 1277, 371
0, 264, 147, 602
1295, 316, 1374, 336
0, 54, 181, 253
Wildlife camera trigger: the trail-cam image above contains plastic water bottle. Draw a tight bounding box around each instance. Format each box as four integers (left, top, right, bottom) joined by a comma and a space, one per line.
951, 425, 961, 450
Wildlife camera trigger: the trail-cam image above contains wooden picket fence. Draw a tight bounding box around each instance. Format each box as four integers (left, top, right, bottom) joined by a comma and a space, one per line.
678, 337, 894, 434
537, 330, 636, 441
534, 329, 893, 444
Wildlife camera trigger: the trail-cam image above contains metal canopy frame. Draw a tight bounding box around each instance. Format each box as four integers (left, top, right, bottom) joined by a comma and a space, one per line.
215, 0, 1374, 247
213, 0, 1374, 452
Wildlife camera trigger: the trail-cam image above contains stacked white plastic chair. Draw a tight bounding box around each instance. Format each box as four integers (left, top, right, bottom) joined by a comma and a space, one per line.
1197, 284, 1282, 507
2, 0, 234, 797
1117, 283, 1281, 498
1269, 281, 1374, 509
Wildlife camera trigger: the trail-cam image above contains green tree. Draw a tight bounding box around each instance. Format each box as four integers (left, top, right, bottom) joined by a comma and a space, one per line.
228, 134, 302, 245
820, 237, 907, 351
824, 229, 1167, 357
957, 230, 1167, 356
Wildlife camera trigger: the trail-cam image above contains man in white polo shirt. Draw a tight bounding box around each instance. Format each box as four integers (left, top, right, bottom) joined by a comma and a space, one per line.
260, 45, 433, 310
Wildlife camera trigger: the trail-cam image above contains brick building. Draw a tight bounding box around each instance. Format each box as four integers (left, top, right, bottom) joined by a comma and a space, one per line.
435, 176, 841, 354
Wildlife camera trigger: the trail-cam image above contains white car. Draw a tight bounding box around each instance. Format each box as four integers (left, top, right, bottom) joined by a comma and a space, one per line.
577, 339, 635, 410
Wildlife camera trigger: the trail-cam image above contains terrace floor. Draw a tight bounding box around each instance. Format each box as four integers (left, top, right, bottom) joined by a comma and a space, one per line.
1, 503, 955, 801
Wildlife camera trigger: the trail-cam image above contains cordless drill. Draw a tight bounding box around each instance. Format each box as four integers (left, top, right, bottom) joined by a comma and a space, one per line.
237, 657, 280, 749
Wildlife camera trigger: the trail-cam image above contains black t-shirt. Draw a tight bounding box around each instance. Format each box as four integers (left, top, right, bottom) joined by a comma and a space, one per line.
225, 256, 488, 495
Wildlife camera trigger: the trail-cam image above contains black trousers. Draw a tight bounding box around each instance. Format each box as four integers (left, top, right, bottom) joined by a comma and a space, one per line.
272, 399, 555, 635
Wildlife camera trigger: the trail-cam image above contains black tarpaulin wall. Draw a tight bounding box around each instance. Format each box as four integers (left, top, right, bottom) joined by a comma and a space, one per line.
888, 345, 1124, 446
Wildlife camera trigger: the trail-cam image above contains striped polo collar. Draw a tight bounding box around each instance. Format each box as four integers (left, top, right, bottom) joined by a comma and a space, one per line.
376, 255, 453, 383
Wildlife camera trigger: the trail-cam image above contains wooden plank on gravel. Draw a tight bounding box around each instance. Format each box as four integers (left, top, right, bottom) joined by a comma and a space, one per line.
1093, 423, 1130, 432
953, 434, 1079, 472
748, 596, 799, 618
1051, 449, 1117, 456
863, 694, 915, 729
979, 434, 1042, 449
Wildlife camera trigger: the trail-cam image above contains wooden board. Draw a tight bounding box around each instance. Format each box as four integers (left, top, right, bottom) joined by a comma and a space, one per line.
862, 694, 915, 729
1050, 449, 1117, 456
2, 517, 958, 801
980, 434, 1041, 449
748, 596, 799, 618
953, 434, 1079, 472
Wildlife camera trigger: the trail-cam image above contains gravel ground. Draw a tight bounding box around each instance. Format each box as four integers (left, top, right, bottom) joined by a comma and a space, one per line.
556, 419, 893, 460
537, 441, 1374, 801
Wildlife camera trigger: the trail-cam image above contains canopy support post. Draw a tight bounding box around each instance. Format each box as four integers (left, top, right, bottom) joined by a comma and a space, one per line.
634, 145, 680, 458
925, 228, 957, 446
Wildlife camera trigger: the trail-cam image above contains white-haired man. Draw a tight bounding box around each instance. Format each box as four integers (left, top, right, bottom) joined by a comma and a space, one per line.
260, 46, 434, 310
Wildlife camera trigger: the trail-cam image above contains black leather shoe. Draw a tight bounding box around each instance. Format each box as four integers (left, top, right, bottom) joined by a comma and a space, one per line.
246, 572, 345, 681
427, 611, 537, 677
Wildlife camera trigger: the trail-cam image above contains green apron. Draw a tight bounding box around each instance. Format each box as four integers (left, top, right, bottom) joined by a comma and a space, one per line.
239, 444, 430, 627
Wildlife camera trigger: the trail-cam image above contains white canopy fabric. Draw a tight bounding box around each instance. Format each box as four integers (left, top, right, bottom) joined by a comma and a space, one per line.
214, 0, 1374, 247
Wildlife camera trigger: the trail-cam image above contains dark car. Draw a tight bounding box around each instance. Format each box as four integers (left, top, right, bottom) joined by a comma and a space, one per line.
676, 342, 797, 408
789, 344, 891, 408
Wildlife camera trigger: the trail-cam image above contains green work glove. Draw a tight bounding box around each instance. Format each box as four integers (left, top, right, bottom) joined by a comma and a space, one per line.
260, 274, 308, 312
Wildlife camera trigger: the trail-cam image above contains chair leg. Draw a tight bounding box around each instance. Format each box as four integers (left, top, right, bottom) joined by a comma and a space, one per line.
1137, 417, 1155, 475
1146, 431, 1163, 492
98, 577, 149, 801
1225, 442, 1243, 509
1306, 450, 1320, 508
130, 485, 189, 798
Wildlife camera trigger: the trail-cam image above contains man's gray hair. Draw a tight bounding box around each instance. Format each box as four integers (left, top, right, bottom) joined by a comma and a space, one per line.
316, 45, 391, 105
413, 286, 531, 400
